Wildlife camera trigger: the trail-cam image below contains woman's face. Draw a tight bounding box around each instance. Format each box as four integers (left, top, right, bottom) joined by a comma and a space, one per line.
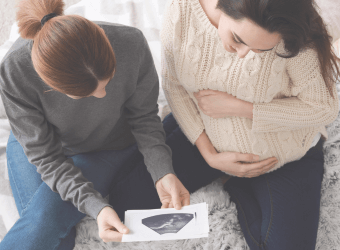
217, 13, 282, 58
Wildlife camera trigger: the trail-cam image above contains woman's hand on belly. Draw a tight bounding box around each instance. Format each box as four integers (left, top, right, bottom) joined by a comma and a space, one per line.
195, 131, 278, 178
207, 151, 278, 178
194, 90, 253, 119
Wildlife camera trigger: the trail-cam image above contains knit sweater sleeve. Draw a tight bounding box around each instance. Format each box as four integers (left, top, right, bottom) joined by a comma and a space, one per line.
161, 0, 204, 144
252, 48, 339, 133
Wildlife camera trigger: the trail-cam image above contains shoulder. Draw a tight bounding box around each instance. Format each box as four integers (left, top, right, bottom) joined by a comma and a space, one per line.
0, 38, 39, 94
0, 37, 33, 71
285, 47, 322, 86
286, 47, 320, 73
96, 21, 146, 50
1, 37, 32, 65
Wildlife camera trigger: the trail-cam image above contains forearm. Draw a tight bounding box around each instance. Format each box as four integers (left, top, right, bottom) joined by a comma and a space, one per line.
195, 131, 218, 167
232, 100, 253, 119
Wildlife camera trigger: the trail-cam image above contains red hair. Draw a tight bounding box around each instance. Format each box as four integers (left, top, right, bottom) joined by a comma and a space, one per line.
16, 0, 116, 97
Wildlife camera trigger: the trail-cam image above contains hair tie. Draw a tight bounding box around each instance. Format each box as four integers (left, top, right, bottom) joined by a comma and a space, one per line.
41, 13, 58, 27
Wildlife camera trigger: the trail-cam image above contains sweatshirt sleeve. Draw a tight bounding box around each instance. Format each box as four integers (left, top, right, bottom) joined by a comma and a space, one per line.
160, 0, 205, 144
123, 31, 175, 185
252, 48, 339, 133
0, 54, 111, 220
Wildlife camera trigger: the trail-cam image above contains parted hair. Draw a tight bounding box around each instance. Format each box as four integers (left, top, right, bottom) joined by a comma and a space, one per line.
217, 0, 340, 98
16, 0, 116, 97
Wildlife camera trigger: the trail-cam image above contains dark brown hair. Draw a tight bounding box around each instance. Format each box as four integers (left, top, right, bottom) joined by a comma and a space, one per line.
217, 0, 340, 97
16, 0, 116, 97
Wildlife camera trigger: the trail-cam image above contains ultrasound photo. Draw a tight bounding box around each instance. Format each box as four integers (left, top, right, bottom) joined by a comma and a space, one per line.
142, 213, 194, 235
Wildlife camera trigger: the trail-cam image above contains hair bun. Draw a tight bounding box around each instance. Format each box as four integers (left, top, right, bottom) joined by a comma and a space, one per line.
16, 0, 65, 39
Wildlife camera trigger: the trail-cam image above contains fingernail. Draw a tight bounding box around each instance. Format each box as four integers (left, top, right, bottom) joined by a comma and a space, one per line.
253, 156, 258, 161
123, 228, 128, 233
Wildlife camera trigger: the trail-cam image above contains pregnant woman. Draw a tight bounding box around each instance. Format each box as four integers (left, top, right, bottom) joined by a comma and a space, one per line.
0, 0, 193, 249
157, 0, 340, 249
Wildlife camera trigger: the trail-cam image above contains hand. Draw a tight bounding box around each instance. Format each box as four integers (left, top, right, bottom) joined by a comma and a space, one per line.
97, 206, 129, 243
155, 173, 190, 209
207, 151, 278, 178
193, 90, 253, 119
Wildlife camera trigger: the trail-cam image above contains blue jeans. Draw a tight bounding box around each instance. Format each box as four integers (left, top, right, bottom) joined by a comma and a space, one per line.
1, 113, 323, 250
224, 140, 324, 250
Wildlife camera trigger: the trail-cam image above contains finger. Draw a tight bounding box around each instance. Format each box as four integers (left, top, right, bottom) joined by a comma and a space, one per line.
261, 160, 278, 172
246, 160, 278, 177
107, 213, 129, 234
161, 202, 170, 209
170, 188, 182, 210
169, 202, 174, 208
235, 153, 260, 163
101, 229, 124, 243
244, 157, 277, 171
182, 194, 190, 207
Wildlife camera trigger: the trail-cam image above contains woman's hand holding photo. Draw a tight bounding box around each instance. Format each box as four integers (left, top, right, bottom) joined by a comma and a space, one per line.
194, 90, 253, 119
155, 173, 190, 210
97, 206, 130, 242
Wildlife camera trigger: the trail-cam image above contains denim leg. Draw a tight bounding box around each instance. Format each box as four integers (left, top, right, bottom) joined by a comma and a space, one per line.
1, 132, 139, 250
110, 119, 225, 221
6, 131, 43, 216
224, 141, 324, 250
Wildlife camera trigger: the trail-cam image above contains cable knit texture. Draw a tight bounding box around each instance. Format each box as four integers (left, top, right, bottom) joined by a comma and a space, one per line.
161, 0, 339, 172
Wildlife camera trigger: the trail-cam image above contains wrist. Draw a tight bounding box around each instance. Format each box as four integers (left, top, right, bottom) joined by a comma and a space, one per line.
205, 150, 218, 168
195, 133, 218, 166
243, 101, 253, 119
97, 206, 111, 222
155, 173, 175, 187
232, 99, 253, 119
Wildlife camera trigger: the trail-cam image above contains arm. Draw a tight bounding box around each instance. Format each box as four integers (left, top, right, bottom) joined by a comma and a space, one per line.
0, 59, 110, 220
123, 31, 175, 185
124, 31, 190, 210
252, 48, 339, 133
161, 0, 205, 144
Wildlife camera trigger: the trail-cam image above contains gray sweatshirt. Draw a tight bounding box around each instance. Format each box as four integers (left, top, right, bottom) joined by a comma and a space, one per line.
0, 22, 174, 219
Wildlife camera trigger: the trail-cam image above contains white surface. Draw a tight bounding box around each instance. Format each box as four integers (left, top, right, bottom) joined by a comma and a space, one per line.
122, 203, 209, 242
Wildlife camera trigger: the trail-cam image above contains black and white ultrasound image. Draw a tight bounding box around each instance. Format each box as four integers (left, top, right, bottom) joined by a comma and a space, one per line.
142, 213, 194, 235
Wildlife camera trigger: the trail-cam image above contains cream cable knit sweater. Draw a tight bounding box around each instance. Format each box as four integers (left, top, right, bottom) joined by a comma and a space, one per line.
161, 0, 339, 171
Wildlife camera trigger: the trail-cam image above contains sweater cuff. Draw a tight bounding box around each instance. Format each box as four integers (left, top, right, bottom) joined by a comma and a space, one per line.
148, 163, 177, 186
84, 196, 112, 220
